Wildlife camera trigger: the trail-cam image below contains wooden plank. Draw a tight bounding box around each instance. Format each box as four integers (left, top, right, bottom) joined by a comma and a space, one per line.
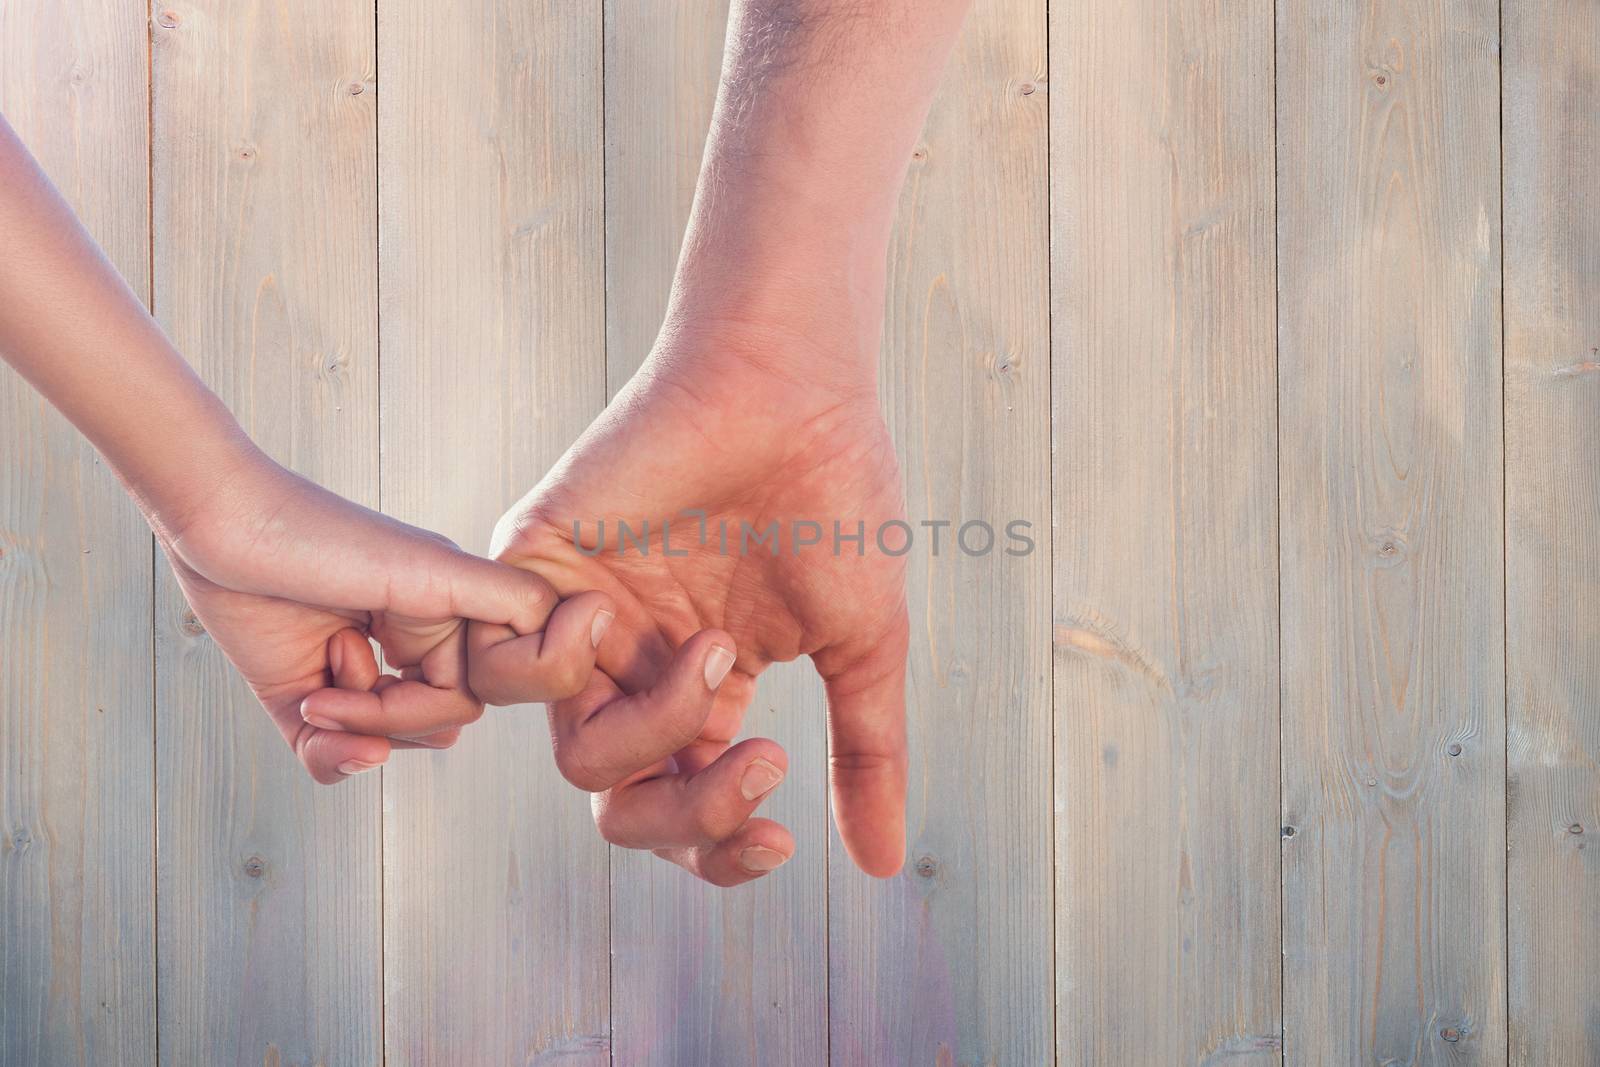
601, 4, 830, 1063
1504, 3, 1600, 1062
151, 2, 382, 1061
377, 2, 610, 1063
1276, 0, 1505, 1062
0, 4, 155, 1064
1051, 0, 1280, 1062
827, 2, 1053, 1061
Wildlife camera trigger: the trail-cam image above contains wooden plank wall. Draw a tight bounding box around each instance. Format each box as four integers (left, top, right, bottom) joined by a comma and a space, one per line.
0, 3, 155, 1064
377, 2, 610, 1064
1277, 1, 1507, 1064
151, 1, 384, 1062
1504, 1, 1600, 1062
602, 3, 832, 1064
1052, 0, 1280, 1062
828, 1, 1054, 1063
4, 1, 1599, 1065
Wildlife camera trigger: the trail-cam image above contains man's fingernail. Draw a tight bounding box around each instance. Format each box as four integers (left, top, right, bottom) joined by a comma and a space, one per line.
303, 712, 342, 731
590, 609, 614, 648
703, 645, 736, 690
739, 846, 789, 873
740, 757, 785, 800
337, 759, 382, 776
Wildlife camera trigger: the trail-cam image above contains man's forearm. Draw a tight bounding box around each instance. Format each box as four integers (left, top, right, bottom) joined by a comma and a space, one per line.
0, 115, 259, 535
666, 0, 972, 365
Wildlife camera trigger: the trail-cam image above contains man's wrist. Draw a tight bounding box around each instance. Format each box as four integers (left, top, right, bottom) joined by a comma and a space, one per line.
654, 287, 883, 401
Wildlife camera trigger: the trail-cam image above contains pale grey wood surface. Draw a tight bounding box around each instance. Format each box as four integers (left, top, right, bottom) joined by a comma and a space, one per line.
1051, 0, 1282, 1062
0, 3, 155, 1064
603, 3, 831, 1064
827, 2, 1054, 1063
1277, 0, 1507, 1063
151, 2, 383, 1063
377, 2, 611, 1064
6, 2, 1599, 1063
1504, 2, 1600, 1062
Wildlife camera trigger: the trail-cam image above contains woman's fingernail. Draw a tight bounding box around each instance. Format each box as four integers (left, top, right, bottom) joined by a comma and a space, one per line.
590, 609, 614, 648
703, 645, 736, 690
337, 759, 382, 776
739, 846, 789, 873
740, 757, 785, 800
303, 712, 342, 731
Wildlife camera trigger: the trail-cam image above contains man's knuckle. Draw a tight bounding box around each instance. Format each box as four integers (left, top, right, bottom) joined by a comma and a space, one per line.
829, 750, 899, 774
554, 743, 608, 792
592, 807, 627, 846
692, 804, 736, 844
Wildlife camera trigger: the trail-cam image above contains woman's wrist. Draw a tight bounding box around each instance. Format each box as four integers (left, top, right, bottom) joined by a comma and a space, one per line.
130, 408, 280, 554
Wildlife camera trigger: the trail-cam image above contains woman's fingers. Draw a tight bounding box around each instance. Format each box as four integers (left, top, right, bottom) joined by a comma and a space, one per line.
545, 629, 738, 792
328, 625, 381, 688
298, 626, 480, 743
259, 628, 390, 783
466, 590, 613, 706
299, 679, 480, 739
291, 719, 391, 784
591, 738, 787, 849
652, 818, 796, 888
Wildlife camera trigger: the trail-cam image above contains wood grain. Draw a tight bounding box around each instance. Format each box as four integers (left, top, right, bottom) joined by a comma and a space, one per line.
1504, 3, 1600, 1062
826, 2, 1054, 1062
1276, 0, 1506, 1062
377, 2, 610, 1063
0, 4, 155, 1064
602, 3, 831, 1063
151, 1, 382, 1061
1051, 0, 1281, 1062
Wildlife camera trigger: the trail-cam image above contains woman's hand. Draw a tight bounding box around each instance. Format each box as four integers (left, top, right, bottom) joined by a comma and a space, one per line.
160, 449, 613, 783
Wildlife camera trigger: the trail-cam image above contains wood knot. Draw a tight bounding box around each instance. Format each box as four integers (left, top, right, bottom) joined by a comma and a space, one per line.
11, 827, 33, 850
1370, 527, 1408, 566
347, 81, 365, 96
1569, 823, 1584, 835
1281, 825, 1297, 839
914, 855, 938, 878
1447, 742, 1463, 757
180, 612, 205, 636
242, 855, 267, 878
1018, 81, 1037, 96
1440, 1027, 1461, 1043
157, 10, 179, 28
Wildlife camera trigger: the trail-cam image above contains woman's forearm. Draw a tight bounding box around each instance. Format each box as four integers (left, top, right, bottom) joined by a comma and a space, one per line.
0, 114, 262, 538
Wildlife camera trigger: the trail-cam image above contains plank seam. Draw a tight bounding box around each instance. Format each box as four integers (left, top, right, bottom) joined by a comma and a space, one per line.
1043, 0, 1059, 1061
1497, 0, 1510, 1060
1270, 0, 1286, 1062
600, 7, 616, 1064
145, 3, 161, 1063
372, 0, 386, 1061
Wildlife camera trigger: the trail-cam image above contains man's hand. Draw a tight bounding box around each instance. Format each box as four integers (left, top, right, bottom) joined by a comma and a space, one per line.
162, 454, 612, 783
475, 318, 910, 884
469, 0, 973, 885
